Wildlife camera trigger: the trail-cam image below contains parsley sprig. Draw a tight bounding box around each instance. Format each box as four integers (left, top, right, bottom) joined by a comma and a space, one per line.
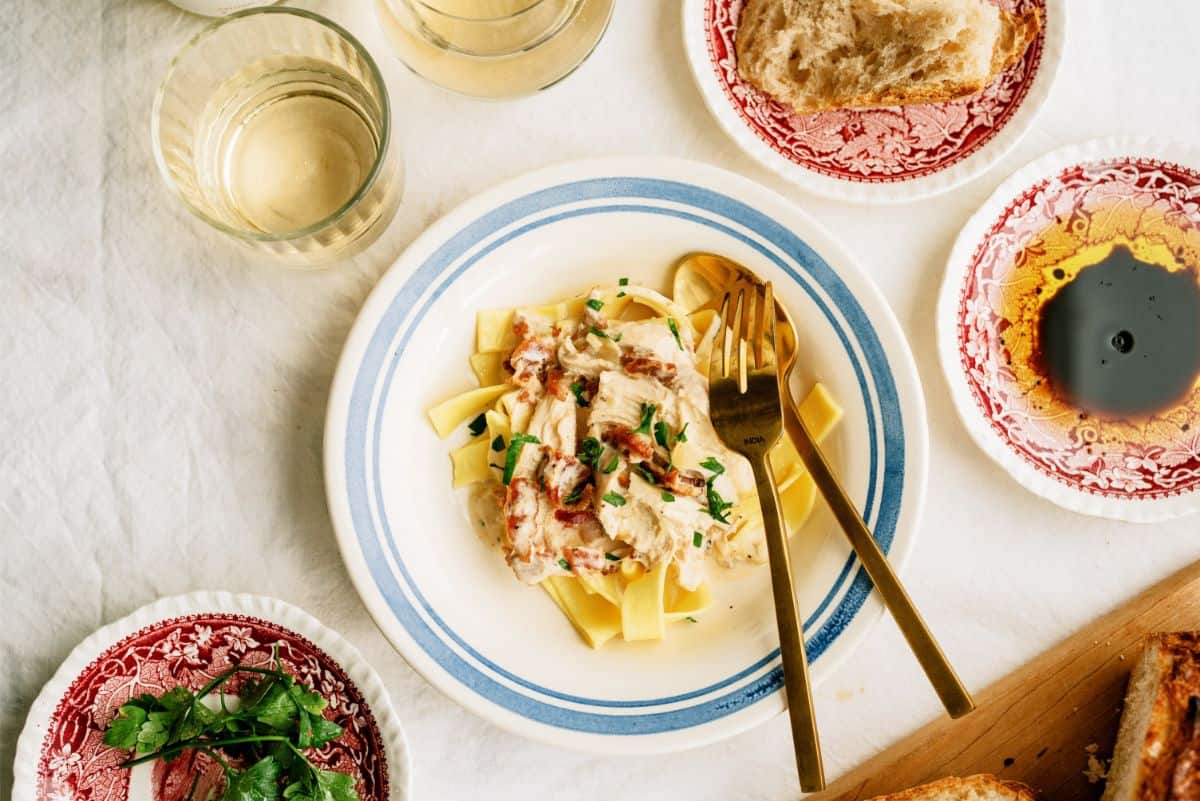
632, 403, 657, 437
700, 457, 733, 523
502, 433, 541, 485
102, 651, 357, 801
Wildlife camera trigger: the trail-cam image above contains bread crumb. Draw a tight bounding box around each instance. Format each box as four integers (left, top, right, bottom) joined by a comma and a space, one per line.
1083, 743, 1109, 784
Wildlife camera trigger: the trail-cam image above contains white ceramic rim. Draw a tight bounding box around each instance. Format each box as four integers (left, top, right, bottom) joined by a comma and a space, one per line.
679, 0, 1068, 204
11, 591, 412, 801
323, 155, 929, 753
936, 135, 1200, 522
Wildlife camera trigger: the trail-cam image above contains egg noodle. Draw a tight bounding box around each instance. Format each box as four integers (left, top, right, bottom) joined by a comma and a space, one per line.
427, 262, 841, 647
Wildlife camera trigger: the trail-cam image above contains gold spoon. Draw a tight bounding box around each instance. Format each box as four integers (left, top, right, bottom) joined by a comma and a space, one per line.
675, 252, 975, 720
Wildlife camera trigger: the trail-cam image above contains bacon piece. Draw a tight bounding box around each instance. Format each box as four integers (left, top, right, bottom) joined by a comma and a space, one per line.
621, 352, 677, 386
541, 452, 591, 507
544, 367, 572, 401
554, 508, 597, 527
509, 337, 554, 385
605, 425, 654, 462
504, 478, 540, 559
562, 546, 605, 573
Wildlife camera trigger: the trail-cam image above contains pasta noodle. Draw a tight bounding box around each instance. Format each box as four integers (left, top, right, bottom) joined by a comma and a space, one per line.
431, 271, 844, 648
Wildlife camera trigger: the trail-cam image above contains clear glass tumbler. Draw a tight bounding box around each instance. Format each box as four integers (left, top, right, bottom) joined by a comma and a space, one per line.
376, 0, 614, 99
152, 8, 402, 267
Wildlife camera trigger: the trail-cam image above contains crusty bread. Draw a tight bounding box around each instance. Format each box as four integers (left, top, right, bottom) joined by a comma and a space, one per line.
864, 775, 1038, 801
1102, 632, 1200, 801
735, 0, 1042, 114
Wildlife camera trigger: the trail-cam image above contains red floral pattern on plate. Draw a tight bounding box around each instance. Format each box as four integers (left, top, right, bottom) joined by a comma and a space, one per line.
956, 157, 1200, 499
35, 614, 389, 801
705, 0, 1046, 183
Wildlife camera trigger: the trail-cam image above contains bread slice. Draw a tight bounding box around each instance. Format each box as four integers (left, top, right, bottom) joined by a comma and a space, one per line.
1102, 632, 1200, 801
735, 0, 1042, 114
864, 775, 1037, 801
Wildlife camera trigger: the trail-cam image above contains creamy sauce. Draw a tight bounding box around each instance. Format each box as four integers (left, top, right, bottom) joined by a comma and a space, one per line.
494, 287, 761, 590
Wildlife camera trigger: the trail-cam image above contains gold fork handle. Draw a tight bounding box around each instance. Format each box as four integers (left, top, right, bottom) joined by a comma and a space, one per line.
782, 396, 976, 719
751, 455, 825, 792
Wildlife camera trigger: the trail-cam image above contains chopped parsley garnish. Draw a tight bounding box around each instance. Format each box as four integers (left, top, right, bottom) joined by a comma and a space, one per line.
661, 491, 675, 503
617, 291, 627, 298
604, 552, 621, 561
501, 433, 540, 485
632, 403, 658, 437
704, 487, 733, 523
570, 380, 590, 407
602, 492, 626, 507
558, 558, 571, 572
700, 458, 732, 522
602, 455, 620, 474
684, 616, 699, 623
491, 435, 505, 452
563, 486, 584, 505
676, 423, 689, 443
467, 413, 487, 437
667, 317, 683, 350
618, 277, 629, 286
586, 298, 605, 311
633, 464, 658, 485
578, 437, 602, 469
693, 531, 703, 548
653, 420, 670, 449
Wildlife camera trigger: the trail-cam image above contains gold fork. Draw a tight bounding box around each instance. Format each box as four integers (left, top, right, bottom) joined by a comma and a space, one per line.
708, 283, 825, 791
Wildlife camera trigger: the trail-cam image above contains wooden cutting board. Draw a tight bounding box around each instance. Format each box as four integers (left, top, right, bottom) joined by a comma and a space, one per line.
814, 560, 1200, 801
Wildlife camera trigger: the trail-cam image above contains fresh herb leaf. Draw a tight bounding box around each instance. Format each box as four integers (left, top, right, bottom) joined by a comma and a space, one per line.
467, 413, 487, 437
586, 298, 604, 312
587, 325, 609, 339
617, 291, 626, 298
604, 552, 621, 561
602, 492, 626, 507
308, 718, 344, 749
570, 381, 590, 408
676, 423, 688, 443
661, 491, 675, 502
563, 485, 584, 505
490, 435, 505, 452
501, 433, 540, 485
602, 455, 619, 474
578, 437, 602, 469
632, 403, 657, 437
693, 531, 703, 548
667, 318, 683, 350
653, 420, 670, 449
250, 682, 298, 731
684, 616, 699, 623
313, 770, 358, 801
558, 558, 571, 571
704, 486, 733, 523
104, 705, 148, 749
224, 756, 282, 801
700, 457, 725, 475
618, 277, 629, 286
633, 464, 658, 485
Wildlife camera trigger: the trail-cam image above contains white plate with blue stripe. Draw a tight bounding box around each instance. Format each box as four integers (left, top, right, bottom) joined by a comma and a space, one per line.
324, 158, 927, 753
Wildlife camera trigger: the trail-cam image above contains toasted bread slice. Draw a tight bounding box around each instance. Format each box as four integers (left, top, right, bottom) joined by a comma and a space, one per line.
735, 0, 1042, 115
1102, 632, 1200, 801
865, 775, 1038, 801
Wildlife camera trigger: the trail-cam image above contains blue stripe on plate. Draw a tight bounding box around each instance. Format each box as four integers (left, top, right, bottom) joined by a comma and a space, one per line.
343, 177, 905, 733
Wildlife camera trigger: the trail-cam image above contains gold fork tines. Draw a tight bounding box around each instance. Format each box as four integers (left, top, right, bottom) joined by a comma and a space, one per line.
708, 282, 825, 792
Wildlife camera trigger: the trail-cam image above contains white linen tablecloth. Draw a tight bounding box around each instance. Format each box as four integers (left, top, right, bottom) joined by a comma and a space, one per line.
5, 2, 1200, 799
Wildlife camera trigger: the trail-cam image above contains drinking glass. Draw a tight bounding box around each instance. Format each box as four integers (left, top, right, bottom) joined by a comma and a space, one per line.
152, 8, 402, 267
376, 0, 614, 99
